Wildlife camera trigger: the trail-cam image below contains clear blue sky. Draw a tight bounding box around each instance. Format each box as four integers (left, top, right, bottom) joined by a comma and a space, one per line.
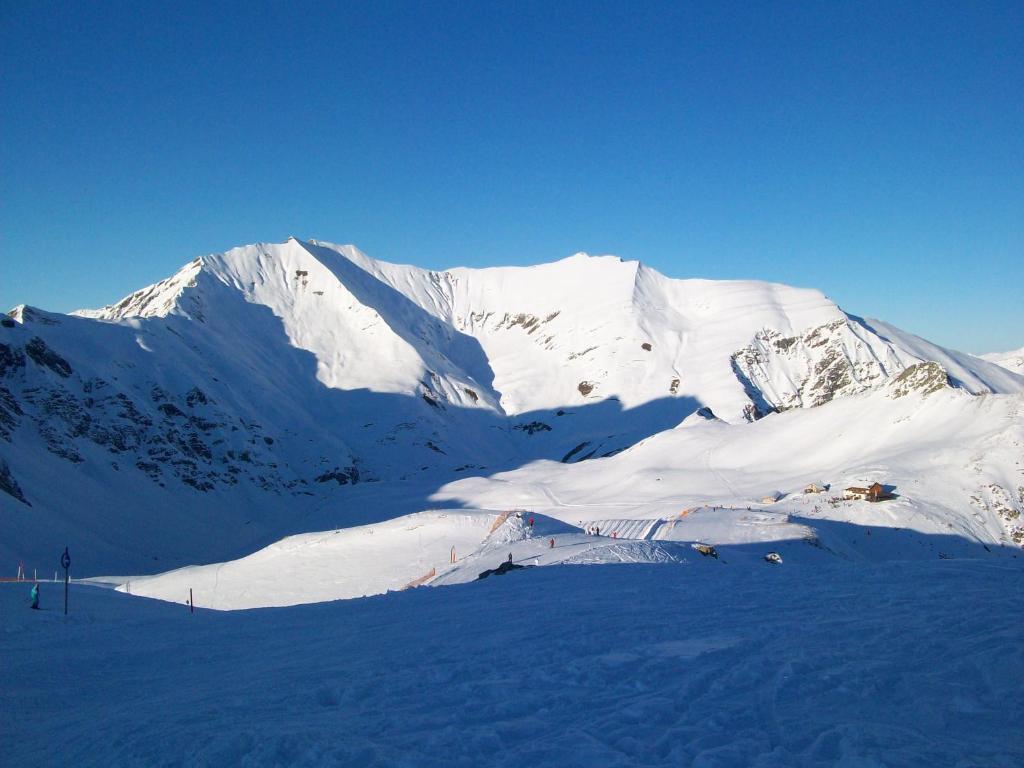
2, 1, 1021, 353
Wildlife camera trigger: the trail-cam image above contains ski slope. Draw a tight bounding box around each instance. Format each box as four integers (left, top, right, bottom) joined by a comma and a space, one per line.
2, 238, 1022, 767
121, 510, 505, 609
3, 559, 1022, 767
121, 511, 723, 609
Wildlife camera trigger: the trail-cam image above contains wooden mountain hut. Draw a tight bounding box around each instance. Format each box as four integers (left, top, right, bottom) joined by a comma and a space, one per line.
844, 482, 889, 502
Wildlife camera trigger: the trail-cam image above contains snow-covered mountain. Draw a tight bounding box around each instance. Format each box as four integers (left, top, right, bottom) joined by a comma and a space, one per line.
981, 346, 1024, 375
2, 238, 1022, 574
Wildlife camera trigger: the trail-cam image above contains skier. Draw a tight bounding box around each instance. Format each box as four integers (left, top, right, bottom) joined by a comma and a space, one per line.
528, 517, 534, 528
30, 582, 39, 610
549, 538, 555, 548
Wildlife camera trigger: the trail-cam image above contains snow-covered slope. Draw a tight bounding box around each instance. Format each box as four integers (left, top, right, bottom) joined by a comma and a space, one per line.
982, 345, 1024, 375
436, 383, 1024, 552
6, 560, 1023, 767
121, 509, 703, 609
71, 238, 1024, 422
123, 510, 508, 609
120, 376, 1024, 611
5, 239, 1021, 768
2, 238, 1022, 574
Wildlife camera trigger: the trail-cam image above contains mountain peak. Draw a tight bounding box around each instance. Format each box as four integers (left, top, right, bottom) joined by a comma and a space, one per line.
3, 238, 1024, 574
562, 251, 631, 265
73, 257, 205, 321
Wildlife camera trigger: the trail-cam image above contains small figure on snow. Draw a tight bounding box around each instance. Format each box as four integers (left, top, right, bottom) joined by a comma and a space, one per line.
528, 517, 534, 528
30, 582, 39, 610
508, 552, 513, 563
549, 538, 555, 548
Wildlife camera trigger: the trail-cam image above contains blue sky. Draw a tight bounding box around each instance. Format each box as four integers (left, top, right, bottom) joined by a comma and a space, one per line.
2, 1, 1021, 353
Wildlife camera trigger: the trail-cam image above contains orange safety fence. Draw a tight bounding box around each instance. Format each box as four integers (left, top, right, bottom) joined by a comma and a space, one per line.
488, 510, 512, 534
401, 567, 436, 591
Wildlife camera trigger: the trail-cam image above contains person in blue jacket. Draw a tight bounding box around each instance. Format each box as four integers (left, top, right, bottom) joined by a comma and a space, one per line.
30, 582, 39, 610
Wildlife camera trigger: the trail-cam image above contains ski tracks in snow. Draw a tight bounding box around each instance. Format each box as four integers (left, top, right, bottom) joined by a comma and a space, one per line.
3, 562, 1022, 767
703, 434, 741, 502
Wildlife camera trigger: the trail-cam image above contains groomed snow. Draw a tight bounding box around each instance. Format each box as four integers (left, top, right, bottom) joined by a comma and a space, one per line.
121, 511, 724, 609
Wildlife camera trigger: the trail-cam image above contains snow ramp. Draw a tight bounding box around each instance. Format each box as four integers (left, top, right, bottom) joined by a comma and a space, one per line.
119, 510, 505, 610
582, 509, 813, 545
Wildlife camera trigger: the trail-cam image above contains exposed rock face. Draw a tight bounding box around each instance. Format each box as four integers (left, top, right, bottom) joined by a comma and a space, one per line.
514, 421, 552, 435
561, 442, 591, 463
2, 239, 1021, 572
730, 320, 905, 418
0, 458, 29, 505
888, 362, 950, 399
0, 386, 22, 441
0, 332, 346, 497
0, 343, 26, 377
971, 484, 1024, 546
314, 466, 360, 485
25, 337, 72, 377
465, 310, 562, 352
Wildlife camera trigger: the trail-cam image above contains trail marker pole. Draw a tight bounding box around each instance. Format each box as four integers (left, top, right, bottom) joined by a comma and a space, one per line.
189, 588, 194, 614
60, 547, 71, 615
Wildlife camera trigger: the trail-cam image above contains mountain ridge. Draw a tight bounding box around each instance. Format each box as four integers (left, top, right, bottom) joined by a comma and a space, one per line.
2, 238, 1022, 573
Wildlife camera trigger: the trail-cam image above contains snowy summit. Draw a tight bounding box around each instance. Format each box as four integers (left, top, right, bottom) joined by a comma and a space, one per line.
2, 237, 1023, 574
2, 238, 1023, 766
